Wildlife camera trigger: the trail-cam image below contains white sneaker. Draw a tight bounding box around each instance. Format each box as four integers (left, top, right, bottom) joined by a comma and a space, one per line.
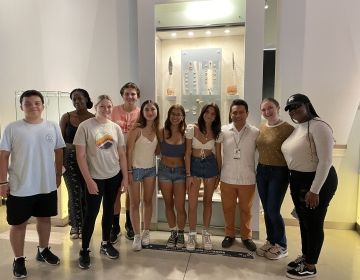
141, 230, 150, 246
256, 240, 273, 257
186, 233, 197, 251
132, 234, 142, 251
202, 230, 212, 250
265, 244, 288, 260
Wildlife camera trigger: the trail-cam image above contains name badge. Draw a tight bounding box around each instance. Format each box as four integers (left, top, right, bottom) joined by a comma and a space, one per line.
233, 148, 241, 159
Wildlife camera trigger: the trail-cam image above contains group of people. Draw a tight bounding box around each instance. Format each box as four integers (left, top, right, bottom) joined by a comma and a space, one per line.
0, 85, 337, 280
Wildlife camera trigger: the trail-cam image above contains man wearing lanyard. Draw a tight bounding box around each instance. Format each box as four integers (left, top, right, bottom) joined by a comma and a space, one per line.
219, 99, 259, 251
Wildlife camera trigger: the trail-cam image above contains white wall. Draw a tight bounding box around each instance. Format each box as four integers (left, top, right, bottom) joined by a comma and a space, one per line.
276, 0, 360, 226
276, 0, 360, 145
0, 0, 138, 128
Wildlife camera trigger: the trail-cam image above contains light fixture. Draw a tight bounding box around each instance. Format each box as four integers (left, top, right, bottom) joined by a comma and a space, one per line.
186, 0, 233, 21
188, 31, 194, 37
265, 0, 269, 10
205, 30, 212, 35
171, 32, 177, 37
224, 29, 230, 34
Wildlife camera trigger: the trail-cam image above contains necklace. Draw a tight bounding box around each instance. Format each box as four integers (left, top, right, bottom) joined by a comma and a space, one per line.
202, 129, 212, 141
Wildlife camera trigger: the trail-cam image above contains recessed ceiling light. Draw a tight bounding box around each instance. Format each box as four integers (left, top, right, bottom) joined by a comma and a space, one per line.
205, 30, 212, 35
188, 31, 194, 37
224, 29, 230, 34
171, 32, 177, 37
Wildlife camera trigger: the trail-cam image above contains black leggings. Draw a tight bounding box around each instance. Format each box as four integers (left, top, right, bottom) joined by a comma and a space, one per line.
81, 172, 122, 250
290, 166, 337, 264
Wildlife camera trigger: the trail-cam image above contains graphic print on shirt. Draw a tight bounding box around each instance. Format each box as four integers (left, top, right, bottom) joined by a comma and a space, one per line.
95, 128, 114, 150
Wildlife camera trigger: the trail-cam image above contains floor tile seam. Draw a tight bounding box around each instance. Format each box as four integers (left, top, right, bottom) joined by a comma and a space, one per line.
183, 251, 191, 280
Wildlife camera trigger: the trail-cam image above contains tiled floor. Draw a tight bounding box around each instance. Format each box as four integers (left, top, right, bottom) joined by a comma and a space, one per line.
0, 206, 359, 280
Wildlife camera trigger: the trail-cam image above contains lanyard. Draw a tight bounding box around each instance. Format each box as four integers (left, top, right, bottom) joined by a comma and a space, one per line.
232, 127, 247, 149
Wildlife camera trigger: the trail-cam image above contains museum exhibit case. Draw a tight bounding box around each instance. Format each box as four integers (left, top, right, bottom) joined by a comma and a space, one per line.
154, 0, 251, 234
155, 27, 245, 124
15, 91, 73, 123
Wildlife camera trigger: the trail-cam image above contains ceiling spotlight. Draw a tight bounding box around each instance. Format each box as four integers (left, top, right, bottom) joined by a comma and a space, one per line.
205, 30, 212, 35
186, 0, 233, 21
224, 29, 230, 34
265, 0, 269, 10
171, 32, 177, 37
188, 31, 194, 37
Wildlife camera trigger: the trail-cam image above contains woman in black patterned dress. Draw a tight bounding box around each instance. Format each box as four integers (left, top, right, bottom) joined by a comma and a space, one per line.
60, 89, 94, 239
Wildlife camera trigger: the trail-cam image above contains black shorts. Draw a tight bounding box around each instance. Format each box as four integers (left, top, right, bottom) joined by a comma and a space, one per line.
6, 190, 58, 225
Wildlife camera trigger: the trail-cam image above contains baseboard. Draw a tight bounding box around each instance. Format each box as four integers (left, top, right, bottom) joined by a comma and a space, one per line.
356, 223, 360, 234
284, 218, 355, 230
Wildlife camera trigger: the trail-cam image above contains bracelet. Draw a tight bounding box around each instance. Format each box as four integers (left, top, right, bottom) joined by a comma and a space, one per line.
0, 181, 8, 185
186, 174, 192, 177
128, 170, 133, 173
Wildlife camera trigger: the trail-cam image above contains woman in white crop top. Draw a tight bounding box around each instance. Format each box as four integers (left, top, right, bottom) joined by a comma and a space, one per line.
127, 100, 159, 251
184, 103, 222, 251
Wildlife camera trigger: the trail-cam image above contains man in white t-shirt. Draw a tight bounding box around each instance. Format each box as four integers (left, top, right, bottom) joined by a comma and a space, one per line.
0, 90, 65, 279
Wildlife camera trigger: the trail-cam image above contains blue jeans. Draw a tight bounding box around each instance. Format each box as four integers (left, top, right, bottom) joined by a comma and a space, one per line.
256, 164, 289, 248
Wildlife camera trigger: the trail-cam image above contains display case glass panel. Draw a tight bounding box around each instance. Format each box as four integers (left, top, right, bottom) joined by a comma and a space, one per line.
155, 26, 245, 124
15, 91, 73, 122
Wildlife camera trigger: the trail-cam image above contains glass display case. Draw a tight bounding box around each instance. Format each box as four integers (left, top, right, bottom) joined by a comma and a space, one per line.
155, 26, 245, 124
155, 26, 246, 233
15, 91, 73, 123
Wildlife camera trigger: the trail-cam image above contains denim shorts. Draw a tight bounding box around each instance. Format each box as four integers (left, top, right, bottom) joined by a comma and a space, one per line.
190, 153, 218, 179
132, 166, 156, 182
158, 162, 186, 183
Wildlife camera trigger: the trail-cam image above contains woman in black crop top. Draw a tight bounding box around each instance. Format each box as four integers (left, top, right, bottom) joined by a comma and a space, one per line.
59, 88, 94, 239
158, 105, 187, 249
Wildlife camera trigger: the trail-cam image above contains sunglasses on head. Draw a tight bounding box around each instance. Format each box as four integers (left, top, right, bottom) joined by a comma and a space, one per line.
288, 103, 302, 111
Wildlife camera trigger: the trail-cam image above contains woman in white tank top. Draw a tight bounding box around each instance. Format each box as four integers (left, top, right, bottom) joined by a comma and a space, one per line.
126, 100, 160, 251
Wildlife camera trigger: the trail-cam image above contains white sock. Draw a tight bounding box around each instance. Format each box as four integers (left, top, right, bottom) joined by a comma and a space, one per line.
38, 247, 46, 252
14, 256, 25, 260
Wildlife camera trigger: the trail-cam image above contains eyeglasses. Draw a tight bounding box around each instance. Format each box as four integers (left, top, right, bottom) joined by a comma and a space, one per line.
288, 103, 302, 111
